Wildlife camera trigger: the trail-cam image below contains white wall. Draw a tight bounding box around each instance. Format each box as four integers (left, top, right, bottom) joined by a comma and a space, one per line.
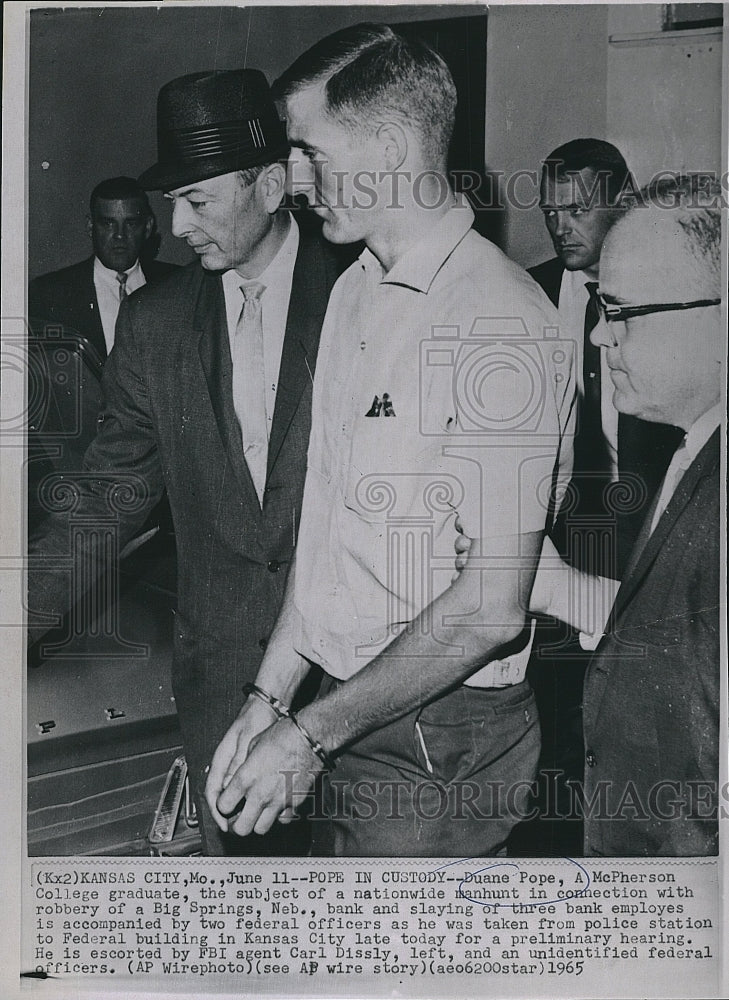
606, 6, 723, 186
485, 5, 609, 268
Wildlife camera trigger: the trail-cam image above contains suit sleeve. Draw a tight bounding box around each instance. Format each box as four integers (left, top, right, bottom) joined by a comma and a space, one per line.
28, 275, 51, 323
27, 299, 166, 646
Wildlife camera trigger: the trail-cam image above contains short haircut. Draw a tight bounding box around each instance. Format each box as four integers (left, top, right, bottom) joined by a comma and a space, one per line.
239, 163, 272, 188
273, 22, 457, 166
541, 138, 634, 204
90, 176, 152, 215
629, 174, 722, 296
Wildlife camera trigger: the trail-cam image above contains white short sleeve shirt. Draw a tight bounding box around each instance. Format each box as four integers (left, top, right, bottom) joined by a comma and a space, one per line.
294, 199, 576, 683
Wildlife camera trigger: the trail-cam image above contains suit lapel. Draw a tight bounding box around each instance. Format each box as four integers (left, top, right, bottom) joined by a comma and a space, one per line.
194, 269, 263, 509
528, 258, 564, 308
266, 231, 330, 477
586, 429, 719, 732
612, 429, 719, 621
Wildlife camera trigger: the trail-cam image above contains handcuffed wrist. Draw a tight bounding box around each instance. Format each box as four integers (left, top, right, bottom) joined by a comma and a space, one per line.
286, 713, 337, 772
242, 682, 292, 721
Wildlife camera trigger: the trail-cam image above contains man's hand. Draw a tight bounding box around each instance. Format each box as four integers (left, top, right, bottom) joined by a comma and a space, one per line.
215, 719, 325, 837
204, 696, 279, 830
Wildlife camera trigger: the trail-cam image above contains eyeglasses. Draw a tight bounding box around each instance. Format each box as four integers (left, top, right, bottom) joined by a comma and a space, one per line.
596, 291, 721, 323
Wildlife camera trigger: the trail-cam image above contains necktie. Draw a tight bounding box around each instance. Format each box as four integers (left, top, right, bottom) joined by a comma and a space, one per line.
116, 272, 128, 301
232, 280, 268, 506
574, 281, 610, 481
553, 281, 612, 574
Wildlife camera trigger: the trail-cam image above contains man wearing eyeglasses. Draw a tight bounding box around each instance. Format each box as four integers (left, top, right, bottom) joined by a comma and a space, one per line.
531, 174, 722, 855
514, 140, 684, 856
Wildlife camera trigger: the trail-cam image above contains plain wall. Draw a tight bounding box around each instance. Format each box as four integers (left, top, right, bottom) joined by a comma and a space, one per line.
28, 4, 483, 277
606, 6, 723, 185
484, 4, 609, 268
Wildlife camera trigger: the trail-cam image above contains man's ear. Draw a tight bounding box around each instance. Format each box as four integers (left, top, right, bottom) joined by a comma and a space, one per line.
85, 215, 93, 237
259, 162, 287, 213
376, 122, 408, 172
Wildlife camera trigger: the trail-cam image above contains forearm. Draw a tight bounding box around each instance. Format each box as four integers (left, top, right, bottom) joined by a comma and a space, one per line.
530, 535, 618, 639
297, 532, 540, 754
252, 553, 310, 704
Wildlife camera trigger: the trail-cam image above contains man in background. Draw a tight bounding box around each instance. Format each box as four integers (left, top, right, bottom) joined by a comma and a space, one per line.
529, 174, 721, 855
517, 140, 683, 854
28, 176, 177, 361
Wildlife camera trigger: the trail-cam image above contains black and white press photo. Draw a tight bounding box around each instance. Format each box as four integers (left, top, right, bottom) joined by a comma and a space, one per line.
1, 3, 726, 999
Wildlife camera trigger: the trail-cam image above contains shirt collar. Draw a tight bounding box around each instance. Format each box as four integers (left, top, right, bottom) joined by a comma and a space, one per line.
94, 256, 142, 280
562, 268, 595, 296
222, 213, 298, 298
682, 401, 722, 464
358, 194, 475, 294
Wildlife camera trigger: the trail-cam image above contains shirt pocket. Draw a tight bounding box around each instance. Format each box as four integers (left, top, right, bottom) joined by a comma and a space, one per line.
343, 407, 414, 523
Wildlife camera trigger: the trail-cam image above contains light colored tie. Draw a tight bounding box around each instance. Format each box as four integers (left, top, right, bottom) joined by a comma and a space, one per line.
650, 437, 690, 534
232, 280, 268, 505
116, 271, 128, 301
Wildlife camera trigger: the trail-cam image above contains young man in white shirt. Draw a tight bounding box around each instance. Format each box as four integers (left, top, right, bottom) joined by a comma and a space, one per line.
207, 24, 575, 856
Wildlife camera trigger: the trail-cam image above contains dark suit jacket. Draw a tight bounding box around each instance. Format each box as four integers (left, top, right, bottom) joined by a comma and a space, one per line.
528, 257, 683, 574
29, 255, 178, 361
28, 228, 342, 830
528, 257, 564, 310
583, 430, 720, 856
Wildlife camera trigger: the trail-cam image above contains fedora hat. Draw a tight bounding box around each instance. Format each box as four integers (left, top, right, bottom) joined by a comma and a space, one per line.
138, 69, 289, 191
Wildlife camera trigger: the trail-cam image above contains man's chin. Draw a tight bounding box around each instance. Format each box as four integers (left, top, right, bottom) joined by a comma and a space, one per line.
100, 255, 137, 271
559, 254, 592, 272
320, 219, 344, 242
611, 386, 640, 419
321, 218, 359, 246
198, 253, 227, 271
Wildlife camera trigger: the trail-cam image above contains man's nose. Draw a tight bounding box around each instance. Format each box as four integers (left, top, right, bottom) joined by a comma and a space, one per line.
287, 149, 316, 204
590, 318, 617, 349
554, 211, 572, 236
170, 200, 192, 238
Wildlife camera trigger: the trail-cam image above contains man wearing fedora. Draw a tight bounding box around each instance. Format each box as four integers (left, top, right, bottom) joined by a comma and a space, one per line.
28, 69, 343, 855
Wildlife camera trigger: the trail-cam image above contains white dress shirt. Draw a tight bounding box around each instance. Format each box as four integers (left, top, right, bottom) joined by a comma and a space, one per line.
649, 401, 722, 534
557, 268, 619, 479
222, 216, 299, 440
94, 257, 146, 353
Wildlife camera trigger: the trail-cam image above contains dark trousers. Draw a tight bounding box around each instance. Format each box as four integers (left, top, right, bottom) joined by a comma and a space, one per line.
508, 622, 586, 857
310, 680, 540, 857
195, 783, 312, 857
